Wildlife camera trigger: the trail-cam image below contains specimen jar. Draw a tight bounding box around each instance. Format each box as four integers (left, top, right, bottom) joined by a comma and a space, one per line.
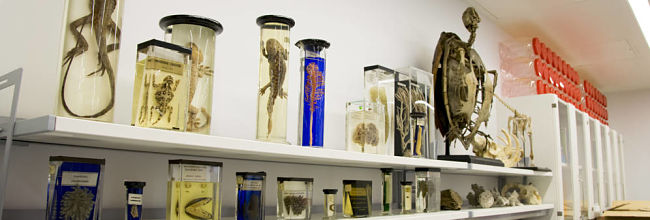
414, 168, 440, 213
131, 39, 191, 131
235, 172, 266, 220
277, 177, 313, 219
295, 39, 330, 147
322, 189, 338, 219
159, 15, 223, 134
167, 159, 222, 220
256, 15, 295, 143
345, 101, 386, 154
124, 181, 146, 220
342, 180, 372, 218
400, 181, 412, 214
56, 0, 125, 122
46, 156, 105, 220
380, 168, 393, 215
395, 67, 433, 158
363, 65, 396, 156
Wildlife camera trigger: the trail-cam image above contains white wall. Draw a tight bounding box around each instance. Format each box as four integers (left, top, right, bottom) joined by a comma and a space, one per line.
607, 89, 650, 200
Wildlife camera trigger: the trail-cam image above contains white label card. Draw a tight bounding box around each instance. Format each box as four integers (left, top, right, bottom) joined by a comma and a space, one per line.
61, 171, 99, 187
241, 180, 263, 191
181, 165, 209, 182
128, 194, 143, 205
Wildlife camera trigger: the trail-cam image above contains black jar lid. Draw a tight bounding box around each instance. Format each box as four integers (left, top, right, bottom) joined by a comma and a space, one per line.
400, 181, 412, 185
50, 156, 105, 164
277, 177, 314, 182
343, 180, 372, 185
380, 168, 393, 173
169, 159, 223, 167
363, 65, 395, 73
323, 189, 338, 194
137, 39, 192, 54
296, 39, 330, 51
256, 15, 295, 28
159, 14, 223, 34
236, 171, 267, 176
410, 112, 427, 118
124, 181, 146, 188
414, 167, 441, 172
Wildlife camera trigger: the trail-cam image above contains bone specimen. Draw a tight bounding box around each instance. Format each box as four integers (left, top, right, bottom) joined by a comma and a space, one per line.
186, 43, 213, 132
441, 189, 463, 210
467, 183, 493, 208
472, 129, 523, 167
501, 183, 542, 205
259, 38, 288, 137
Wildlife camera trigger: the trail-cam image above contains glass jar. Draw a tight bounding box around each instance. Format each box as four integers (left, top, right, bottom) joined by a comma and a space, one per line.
167, 160, 222, 220
131, 39, 191, 131
400, 181, 413, 214
380, 168, 393, 215
342, 180, 372, 218
235, 172, 266, 220
46, 156, 105, 220
296, 39, 330, 147
124, 181, 146, 220
256, 15, 295, 143
414, 167, 441, 213
395, 67, 434, 159
322, 189, 338, 219
277, 177, 313, 220
56, 0, 125, 122
345, 101, 386, 154
159, 15, 223, 134
363, 65, 395, 156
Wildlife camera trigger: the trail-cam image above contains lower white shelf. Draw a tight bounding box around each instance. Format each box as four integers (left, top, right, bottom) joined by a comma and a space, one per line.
467, 204, 555, 218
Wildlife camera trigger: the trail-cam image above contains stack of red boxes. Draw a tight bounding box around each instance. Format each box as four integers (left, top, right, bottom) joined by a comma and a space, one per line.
583, 80, 608, 125
531, 38, 583, 110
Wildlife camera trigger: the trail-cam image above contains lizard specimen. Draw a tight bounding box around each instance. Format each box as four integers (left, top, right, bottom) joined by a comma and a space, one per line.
259, 38, 288, 137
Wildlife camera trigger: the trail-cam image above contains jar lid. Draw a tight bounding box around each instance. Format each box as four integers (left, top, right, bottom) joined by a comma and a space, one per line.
159, 14, 223, 34
343, 180, 372, 185
49, 156, 105, 164
277, 177, 314, 182
295, 38, 330, 51
137, 39, 192, 54
363, 65, 394, 72
400, 181, 412, 185
168, 159, 222, 167
124, 181, 146, 188
256, 15, 295, 28
415, 167, 441, 172
380, 168, 393, 173
323, 189, 338, 194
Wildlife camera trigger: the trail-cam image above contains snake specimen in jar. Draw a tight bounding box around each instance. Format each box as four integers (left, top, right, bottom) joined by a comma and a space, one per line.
259, 38, 288, 137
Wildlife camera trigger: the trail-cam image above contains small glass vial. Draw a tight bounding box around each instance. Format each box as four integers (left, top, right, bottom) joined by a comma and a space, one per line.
342, 180, 372, 218
345, 101, 386, 154
400, 181, 413, 214
363, 65, 396, 156
295, 39, 330, 147
235, 172, 266, 220
132, 39, 191, 130
159, 15, 223, 134
167, 160, 222, 220
322, 189, 338, 219
277, 177, 313, 220
256, 15, 295, 143
46, 156, 105, 220
124, 181, 146, 220
380, 168, 393, 215
414, 168, 441, 213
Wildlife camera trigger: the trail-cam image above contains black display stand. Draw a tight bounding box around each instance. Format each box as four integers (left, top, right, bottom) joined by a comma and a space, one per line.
437, 139, 505, 167
513, 166, 552, 172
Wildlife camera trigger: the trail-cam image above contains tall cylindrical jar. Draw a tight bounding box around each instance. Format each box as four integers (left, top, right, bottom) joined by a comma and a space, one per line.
124, 181, 146, 220
322, 189, 337, 219
167, 160, 222, 220
235, 172, 266, 220
159, 15, 223, 134
56, 0, 125, 122
256, 15, 295, 143
380, 168, 393, 215
414, 167, 440, 213
295, 39, 330, 147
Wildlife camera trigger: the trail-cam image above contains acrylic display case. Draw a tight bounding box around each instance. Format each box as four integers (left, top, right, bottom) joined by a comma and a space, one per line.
235, 172, 266, 220
296, 39, 330, 147
159, 15, 223, 134
277, 177, 313, 220
363, 65, 395, 156
124, 181, 146, 220
56, 0, 125, 122
414, 168, 440, 213
322, 189, 337, 219
380, 168, 393, 215
345, 101, 386, 154
256, 15, 295, 143
46, 156, 105, 220
167, 160, 222, 220
400, 181, 413, 214
342, 180, 372, 218
131, 39, 191, 130
575, 112, 593, 218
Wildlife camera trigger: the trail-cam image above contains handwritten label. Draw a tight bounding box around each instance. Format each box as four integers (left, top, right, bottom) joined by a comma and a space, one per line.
128, 194, 143, 205
181, 165, 209, 182
61, 172, 98, 187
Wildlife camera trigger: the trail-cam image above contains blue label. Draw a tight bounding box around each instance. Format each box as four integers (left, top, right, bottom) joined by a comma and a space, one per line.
47, 162, 101, 220
301, 57, 326, 147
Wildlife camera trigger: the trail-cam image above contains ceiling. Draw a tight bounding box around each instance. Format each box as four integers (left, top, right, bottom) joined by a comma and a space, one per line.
467, 0, 650, 93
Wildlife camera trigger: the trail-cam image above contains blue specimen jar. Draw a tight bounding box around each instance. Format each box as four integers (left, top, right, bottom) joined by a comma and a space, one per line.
296, 39, 330, 147
46, 156, 105, 220
124, 181, 146, 220
235, 172, 266, 220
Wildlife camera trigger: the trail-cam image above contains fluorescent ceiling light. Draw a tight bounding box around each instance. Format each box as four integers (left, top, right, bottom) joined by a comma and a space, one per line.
628, 0, 650, 48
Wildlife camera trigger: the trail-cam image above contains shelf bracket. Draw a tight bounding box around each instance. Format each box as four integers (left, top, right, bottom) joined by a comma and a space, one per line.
0, 68, 23, 220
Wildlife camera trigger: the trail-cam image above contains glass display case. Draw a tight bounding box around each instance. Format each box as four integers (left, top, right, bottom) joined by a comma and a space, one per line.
601, 125, 612, 208
559, 102, 578, 219
235, 172, 266, 220
363, 65, 395, 156
46, 156, 105, 220
277, 177, 313, 219
124, 181, 146, 220
400, 181, 412, 214
167, 160, 222, 220
256, 15, 295, 143
576, 112, 592, 218
342, 180, 372, 218
346, 101, 386, 154
589, 118, 604, 215
132, 39, 191, 130
159, 15, 223, 134
295, 39, 330, 147
414, 168, 440, 213
322, 189, 337, 219
395, 67, 434, 158
380, 168, 392, 215
56, 0, 125, 122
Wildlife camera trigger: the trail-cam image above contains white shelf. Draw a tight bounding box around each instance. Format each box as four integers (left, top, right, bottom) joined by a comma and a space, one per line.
338, 211, 468, 220
467, 204, 555, 218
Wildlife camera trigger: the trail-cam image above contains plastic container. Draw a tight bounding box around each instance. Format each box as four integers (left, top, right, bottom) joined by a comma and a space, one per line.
400, 181, 412, 214
295, 39, 330, 147
159, 15, 223, 134
363, 65, 396, 156
395, 67, 434, 158
322, 189, 338, 219
131, 39, 191, 130
124, 181, 146, 220
46, 156, 105, 220
345, 101, 386, 154
381, 168, 393, 215
235, 172, 266, 220
56, 0, 125, 122
342, 180, 372, 218
256, 15, 295, 143
167, 159, 222, 220
277, 177, 313, 219
414, 168, 440, 213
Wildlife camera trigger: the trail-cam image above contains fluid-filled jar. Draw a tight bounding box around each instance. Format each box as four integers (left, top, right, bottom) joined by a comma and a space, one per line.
400, 181, 412, 214
256, 15, 295, 143
322, 189, 338, 219
277, 177, 313, 220
380, 168, 393, 215
414, 167, 440, 213
296, 39, 330, 147
346, 100, 386, 154
56, 0, 125, 122
46, 156, 105, 220
167, 159, 222, 220
235, 172, 266, 220
342, 180, 372, 218
159, 15, 223, 134
124, 181, 146, 220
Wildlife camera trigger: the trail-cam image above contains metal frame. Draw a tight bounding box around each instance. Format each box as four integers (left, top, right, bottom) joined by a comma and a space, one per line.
0, 68, 23, 219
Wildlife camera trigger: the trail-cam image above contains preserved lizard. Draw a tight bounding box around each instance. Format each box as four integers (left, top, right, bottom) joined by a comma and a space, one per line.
259, 38, 288, 137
